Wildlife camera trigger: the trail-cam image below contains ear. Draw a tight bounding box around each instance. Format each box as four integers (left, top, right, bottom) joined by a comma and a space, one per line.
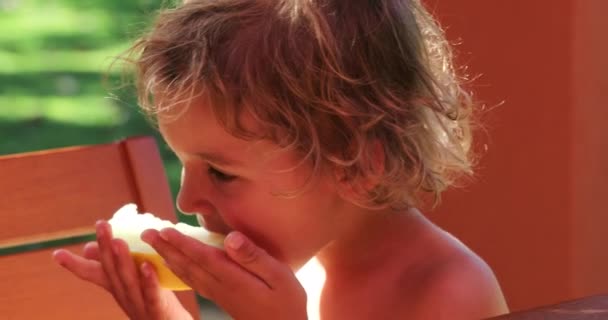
334, 139, 385, 203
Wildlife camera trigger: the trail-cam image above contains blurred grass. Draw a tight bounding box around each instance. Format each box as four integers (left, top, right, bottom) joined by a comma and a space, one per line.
0, 1, 231, 317
0, 0, 186, 221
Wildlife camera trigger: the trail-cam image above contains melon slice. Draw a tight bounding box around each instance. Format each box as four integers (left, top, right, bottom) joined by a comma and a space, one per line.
108, 203, 225, 290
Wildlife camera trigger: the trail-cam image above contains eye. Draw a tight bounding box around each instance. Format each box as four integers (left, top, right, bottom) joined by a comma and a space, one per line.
207, 165, 237, 183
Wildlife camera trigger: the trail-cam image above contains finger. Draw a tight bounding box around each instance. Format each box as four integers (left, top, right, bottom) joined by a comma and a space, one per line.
159, 228, 225, 264
112, 238, 147, 319
141, 229, 220, 297
154, 228, 269, 294
96, 221, 129, 309
140, 263, 192, 320
156, 228, 226, 282
139, 261, 167, 317
224, 231, 291, 289
52, 249, 110, 290
83, 241, 100, 261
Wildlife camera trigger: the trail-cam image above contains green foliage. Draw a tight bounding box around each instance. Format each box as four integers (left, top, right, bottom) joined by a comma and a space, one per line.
0, 0, 189, 222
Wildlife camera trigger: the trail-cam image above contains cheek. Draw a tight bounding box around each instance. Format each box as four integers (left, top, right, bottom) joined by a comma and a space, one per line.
212, 178, 341, 265
215, 193, 285, 243
217, 194, 307, 261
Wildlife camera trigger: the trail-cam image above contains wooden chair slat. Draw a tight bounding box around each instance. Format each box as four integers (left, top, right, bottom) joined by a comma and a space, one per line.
0, 142, 135, 245
488, 295, 608, 319
0, 137, 200, 319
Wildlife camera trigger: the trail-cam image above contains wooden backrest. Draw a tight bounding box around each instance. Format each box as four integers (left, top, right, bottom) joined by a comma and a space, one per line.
0, 136, 200, 319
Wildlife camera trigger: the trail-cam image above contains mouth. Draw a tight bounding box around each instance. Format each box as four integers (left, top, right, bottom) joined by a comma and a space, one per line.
196, 214, 231, 235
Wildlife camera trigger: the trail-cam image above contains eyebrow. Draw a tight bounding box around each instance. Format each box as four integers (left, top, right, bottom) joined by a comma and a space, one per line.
196, 152, 243, 167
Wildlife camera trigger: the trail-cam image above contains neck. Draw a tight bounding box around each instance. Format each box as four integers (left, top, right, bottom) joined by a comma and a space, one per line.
316, 206, 425, 275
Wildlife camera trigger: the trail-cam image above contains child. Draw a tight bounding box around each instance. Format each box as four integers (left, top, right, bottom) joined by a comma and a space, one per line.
53, 0, 509, 319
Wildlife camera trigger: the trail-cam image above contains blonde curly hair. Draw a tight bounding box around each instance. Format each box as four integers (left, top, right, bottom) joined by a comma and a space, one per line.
123, 0, 475, 210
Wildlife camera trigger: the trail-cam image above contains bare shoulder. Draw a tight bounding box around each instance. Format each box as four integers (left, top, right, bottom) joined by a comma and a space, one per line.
409, 229, 510, 319
316, 211, 509, 320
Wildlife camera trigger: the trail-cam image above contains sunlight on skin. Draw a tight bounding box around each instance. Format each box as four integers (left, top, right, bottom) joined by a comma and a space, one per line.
295, 257, 327, 320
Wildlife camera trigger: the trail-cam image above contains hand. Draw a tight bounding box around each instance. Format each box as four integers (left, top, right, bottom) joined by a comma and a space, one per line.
142, 228, 308, 320
52, 221, 193, 320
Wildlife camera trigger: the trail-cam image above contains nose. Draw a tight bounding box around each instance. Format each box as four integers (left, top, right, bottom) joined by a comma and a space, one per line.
176, 166, 214, 216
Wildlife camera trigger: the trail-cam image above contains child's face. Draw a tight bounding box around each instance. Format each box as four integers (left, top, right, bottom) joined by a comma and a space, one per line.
158, 99, 347, 270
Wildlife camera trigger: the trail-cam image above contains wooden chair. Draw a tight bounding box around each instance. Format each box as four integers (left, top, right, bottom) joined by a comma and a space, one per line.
488, 294, 608, 319
0, 136, 200, 319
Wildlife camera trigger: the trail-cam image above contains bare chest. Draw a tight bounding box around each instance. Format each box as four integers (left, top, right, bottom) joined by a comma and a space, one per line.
301, 265, 431, 320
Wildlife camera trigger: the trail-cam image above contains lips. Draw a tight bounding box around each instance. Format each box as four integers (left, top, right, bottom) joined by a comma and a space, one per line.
196, 214, 231, 235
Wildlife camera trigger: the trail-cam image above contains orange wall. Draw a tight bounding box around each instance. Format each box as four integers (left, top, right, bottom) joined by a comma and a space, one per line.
425, 0, 607, 311
572, 0, 608, 299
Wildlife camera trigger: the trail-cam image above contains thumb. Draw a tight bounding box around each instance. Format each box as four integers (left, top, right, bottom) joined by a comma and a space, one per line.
224, 231, 289, 288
